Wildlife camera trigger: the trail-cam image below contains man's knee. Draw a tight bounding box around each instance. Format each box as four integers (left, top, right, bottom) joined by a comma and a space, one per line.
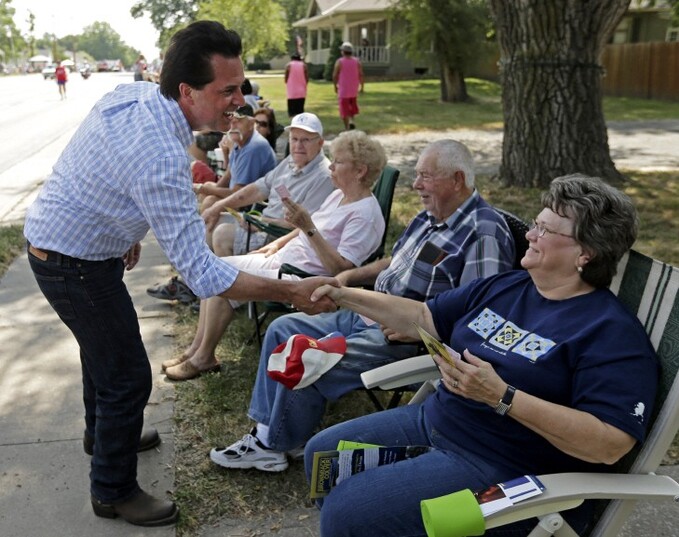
213, 223, 236, 257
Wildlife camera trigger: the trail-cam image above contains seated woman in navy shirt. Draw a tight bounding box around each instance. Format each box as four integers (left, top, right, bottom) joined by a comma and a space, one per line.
305, 174, 659, 537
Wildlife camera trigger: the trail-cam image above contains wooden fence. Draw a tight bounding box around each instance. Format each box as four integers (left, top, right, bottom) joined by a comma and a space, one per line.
470, 41, 679, 102
601, 41, 679, 101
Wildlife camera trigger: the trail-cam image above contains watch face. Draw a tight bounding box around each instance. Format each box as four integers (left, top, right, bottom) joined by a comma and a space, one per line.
495, 402, 511, 416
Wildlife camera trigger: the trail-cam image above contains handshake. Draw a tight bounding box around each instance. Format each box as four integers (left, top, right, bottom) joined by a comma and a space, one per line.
288, 277, 345, 315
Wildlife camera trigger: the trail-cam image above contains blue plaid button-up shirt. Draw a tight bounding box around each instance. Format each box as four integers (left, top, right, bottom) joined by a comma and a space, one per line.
374, 190, 515, 300
24, 82, 238, 299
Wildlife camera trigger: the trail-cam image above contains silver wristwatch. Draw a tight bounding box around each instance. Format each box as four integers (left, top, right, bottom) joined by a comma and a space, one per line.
494, 385, 516, 416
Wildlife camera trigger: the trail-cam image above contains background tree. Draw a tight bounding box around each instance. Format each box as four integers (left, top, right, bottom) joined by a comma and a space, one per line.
25, 9, 35, 58
197, 0, 288, 60
78, 22, 139, 66
489, 0, 630, 187
130, 0, 197, 52
0, 0, 20, 66
391, 0, 491, 102
278, 0, 308, 54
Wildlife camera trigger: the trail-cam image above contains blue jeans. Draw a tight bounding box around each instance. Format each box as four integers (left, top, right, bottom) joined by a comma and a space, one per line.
304, 404, 592, 537
28, 246, 151, 503
248, 310, 420, 451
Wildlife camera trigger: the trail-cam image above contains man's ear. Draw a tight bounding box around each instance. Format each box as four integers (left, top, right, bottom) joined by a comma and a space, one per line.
178, 82, 193, 104
453, 170, 466, 189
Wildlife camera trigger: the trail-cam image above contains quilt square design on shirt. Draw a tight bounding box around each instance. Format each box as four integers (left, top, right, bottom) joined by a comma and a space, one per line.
468, 308, 505, 338
489, 321, 528, 351
512, 333, 556, 363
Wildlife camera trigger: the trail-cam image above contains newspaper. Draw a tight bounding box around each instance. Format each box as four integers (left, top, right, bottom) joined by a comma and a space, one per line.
474, 475, 545, 516
309, 442, 432, 498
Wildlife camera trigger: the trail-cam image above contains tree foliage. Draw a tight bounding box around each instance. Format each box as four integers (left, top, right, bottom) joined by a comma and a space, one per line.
130, 0, 198, 51
197, 0, 288, 59
131, 0, 291, 59
0, 0, 21, 63
78, 22, 140, 65
277, 0, 308, 54
390, 0, 491, 102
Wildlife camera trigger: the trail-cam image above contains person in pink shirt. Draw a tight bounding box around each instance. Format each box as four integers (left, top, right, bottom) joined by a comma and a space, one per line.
55, 61, 68, 100
333, 42, 364, 130
284, 53, 309, 118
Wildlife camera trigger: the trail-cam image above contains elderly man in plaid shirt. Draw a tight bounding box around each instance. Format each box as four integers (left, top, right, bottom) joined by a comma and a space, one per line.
209, 139, 517, 473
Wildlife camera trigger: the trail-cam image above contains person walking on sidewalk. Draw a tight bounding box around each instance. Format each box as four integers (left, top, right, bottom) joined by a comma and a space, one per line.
333, 42, 364, 130
23, 20, 336, 528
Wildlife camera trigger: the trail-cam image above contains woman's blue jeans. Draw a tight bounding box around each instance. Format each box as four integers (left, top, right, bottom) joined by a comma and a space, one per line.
28, 246, 151, 503
303, 404, 591, 537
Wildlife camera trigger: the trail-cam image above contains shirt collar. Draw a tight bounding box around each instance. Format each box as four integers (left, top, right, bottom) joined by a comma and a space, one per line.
160, 90, 197, 149
427, 189, 480, 229
286, 150, 326, 176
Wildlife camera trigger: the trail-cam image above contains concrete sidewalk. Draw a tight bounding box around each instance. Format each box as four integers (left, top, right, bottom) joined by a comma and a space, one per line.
0, 235, 177, 537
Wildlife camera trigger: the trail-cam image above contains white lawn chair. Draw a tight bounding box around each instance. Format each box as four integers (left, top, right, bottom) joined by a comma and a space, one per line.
361, 249, 679, 536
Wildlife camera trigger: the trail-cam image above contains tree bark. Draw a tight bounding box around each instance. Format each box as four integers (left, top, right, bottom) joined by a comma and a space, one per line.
490, 0, 630, 187
440, 63, 468, 102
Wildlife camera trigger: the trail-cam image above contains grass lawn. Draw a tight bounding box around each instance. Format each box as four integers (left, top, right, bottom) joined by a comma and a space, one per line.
171, 169, 679, 535
250, 74, 679, 136
1, 76, 678, 534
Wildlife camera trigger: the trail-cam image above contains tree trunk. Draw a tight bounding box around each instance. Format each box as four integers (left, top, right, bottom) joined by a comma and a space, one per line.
440, 63, 468, 102
490, 0, 630, 187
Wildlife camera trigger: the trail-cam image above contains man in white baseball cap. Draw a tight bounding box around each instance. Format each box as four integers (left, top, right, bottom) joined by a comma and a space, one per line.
284, 111, 324, 137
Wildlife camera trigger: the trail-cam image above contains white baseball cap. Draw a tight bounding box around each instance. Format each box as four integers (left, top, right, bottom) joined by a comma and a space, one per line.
285, 112, 323, 137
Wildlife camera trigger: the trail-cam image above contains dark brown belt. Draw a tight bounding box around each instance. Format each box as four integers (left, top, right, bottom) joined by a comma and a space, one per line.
28, 244, 84, 266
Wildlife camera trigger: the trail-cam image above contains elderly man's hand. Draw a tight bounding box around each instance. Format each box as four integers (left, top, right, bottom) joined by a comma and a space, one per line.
381, 326, 418, 343
291, 277, 340, 314
202, 206, 221, 232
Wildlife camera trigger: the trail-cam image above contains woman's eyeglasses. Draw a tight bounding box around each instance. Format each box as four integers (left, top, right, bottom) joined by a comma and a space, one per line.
255, 120, 270, 128
529, 219, 574, 239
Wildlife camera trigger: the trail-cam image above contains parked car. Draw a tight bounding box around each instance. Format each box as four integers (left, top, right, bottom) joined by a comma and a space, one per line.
42, 64, 57, 80
96, 60, 110, 72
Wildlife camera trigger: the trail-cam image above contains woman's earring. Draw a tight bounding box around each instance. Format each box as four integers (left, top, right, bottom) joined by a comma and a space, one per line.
577, 266, 583, 273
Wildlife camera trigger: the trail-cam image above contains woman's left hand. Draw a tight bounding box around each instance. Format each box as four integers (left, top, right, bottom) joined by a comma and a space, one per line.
433, 349, 507, 407
283, 198, 313, 231
253, 242, 279, 258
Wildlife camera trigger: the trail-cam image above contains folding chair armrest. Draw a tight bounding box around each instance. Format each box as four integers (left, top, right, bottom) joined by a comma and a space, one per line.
279, 263, 315, 279
484, 472, 679, 530
243, 212, 291, 238
360, 354, 440, 391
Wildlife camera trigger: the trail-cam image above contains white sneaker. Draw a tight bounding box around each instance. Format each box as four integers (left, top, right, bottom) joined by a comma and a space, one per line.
210, 431, 289, 472
286, 445, 306, 461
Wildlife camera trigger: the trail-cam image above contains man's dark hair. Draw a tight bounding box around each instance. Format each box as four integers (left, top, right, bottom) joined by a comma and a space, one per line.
160, 21, 242, 100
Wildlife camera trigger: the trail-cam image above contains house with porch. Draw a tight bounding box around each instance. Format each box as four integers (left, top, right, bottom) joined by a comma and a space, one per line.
293, 0, 430, 77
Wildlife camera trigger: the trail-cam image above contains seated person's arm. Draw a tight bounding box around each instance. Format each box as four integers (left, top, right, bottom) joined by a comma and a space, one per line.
435, 351, 636, 465
252, 228, 301, 256
202, 183, 264, 231
336, 257, 391, 287
283, 198, 354, 275
313, 285, 434, 340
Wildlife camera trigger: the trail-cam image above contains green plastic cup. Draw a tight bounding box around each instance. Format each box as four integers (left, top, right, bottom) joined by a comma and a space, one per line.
421, 489, 485, 537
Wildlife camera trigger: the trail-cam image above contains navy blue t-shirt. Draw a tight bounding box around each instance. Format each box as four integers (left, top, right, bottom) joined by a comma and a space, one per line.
424, 270, 659, 476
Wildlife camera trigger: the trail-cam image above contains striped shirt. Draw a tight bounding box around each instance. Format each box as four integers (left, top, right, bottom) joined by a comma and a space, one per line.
24, 82, 238, 299
374, 190, 515, 300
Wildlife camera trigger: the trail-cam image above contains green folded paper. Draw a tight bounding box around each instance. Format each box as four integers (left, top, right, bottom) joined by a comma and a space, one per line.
421, 489, 485, 537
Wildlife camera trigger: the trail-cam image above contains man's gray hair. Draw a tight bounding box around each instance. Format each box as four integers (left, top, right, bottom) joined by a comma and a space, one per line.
423, 139, 475, 188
